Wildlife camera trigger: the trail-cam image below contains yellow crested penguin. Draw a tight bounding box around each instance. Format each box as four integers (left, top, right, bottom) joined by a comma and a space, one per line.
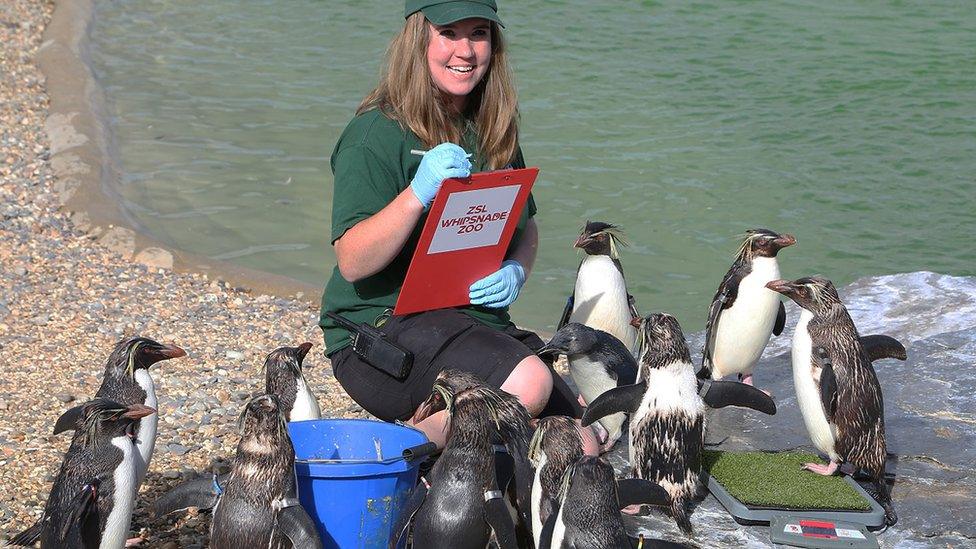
582, 313, 777, 534
210, 394, 322, 548
699, 229, 796, 388
263, 342, 321, 422
767, 277, 900, 525
562, 221, 640, 354
528, 416, 583, 548
538, 456, 683, 549
9, 399, 155, 549
398, 383, 529, 549
95, 337, 186, 487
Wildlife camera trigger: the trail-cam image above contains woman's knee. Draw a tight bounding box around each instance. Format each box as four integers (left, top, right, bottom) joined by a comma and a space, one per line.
500, 355, 553, 416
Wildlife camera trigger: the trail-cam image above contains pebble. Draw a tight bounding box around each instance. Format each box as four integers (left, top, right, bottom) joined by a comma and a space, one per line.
224, 350, 244, 360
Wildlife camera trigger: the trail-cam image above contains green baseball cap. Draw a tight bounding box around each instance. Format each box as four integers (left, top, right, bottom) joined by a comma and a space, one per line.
405, 0, 504, 28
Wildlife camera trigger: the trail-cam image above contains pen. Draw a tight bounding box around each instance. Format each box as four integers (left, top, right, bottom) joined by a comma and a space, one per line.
410, 149, 473, 158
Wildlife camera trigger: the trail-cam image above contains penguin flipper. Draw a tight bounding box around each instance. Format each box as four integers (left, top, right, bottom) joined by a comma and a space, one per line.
494, 448, 515, 492
699, 380, 776, 415
860, 334, 907, 362
484, 492, 518, 549
8, 519, 42, 546
53, 403, 86, 435
278, 505, 323, 549
557, 295, 574, 331
151, 473, 227, 517
700, 267, 743, 377
538, 509, 558, 549
57, 480, 100, 545
818, 352, 839, 422
388, 480, 429, 549
616, 478, 670, 508
580, 382, 646, 427
774, 301, 787, 336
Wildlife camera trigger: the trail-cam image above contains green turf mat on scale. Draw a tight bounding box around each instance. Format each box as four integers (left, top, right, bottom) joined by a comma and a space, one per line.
703, 450, 872, 511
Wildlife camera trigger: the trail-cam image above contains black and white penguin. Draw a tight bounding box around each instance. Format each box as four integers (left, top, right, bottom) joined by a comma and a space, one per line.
9, 399, 155, 549
699, 229, 796, 388
561, 221, 639, 354
95, 336, 186, 487
210, 394, 322, 549
767, 277, 899, 525
538, 323, 638, 449
528, 416, 583, 548
397, 381, 530, 549
263, 342, 321, 422
538, 456, 683, 549
582, 313, 775, 533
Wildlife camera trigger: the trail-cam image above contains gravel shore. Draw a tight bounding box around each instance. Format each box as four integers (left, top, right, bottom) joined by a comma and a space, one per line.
0, 2, 362, 546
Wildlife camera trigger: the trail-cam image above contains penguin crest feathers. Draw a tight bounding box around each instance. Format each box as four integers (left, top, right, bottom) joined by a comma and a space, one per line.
582, 221, 629, 260
734, 228, 779, 262
78, 399, 129, 447
636, 313, 692, 372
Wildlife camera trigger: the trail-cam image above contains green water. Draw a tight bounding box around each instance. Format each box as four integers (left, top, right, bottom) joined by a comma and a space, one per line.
90, 0, 976, 332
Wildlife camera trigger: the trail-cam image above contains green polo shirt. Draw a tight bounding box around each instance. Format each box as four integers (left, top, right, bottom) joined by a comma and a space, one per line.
319, 108, 536, 354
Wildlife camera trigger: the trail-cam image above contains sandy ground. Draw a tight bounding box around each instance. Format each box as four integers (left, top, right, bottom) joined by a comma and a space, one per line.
0, 2, 364, 546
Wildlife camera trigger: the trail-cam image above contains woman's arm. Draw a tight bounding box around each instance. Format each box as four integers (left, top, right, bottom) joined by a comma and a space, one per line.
333, 143, 471, 282
333, 188, 424, 282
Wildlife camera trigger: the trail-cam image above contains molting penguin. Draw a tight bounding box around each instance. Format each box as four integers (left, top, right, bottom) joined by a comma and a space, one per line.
528, 416, 583, 548
9, 399, 155, 549
582, 313, 776, 533
561, 222, 639, 354
538, 323, 638, 450
396, 381, 530, 549
539, 456, 682, 549
210, 394, 321, 549
767, 277, 899, 525
95, 337, 186, 487
700, 229, 795, 388
264, 342, 321, 422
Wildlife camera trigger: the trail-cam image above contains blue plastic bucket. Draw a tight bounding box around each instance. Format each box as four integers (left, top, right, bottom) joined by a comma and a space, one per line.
287, 419, 429, 549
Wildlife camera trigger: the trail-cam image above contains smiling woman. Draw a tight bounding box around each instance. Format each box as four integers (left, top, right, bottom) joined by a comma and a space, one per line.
319, 0, 603, 454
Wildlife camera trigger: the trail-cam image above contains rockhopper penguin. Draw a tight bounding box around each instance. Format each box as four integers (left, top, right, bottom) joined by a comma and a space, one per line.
700, 229, 795, 388
767, 277, 900, 525
263, 342, 321, 422
538, 456, 682, 549
210, 394, 321, 549
561, 221, 640, 354
582, 313, 777, 534
398, 381, 530, 549
527, 416, 583, 548
95, 337, 186, 487
9, 399, 155, 549
538, 323, 638, 450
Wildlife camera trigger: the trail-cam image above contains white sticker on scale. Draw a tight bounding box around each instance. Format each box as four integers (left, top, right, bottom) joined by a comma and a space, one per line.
783, 524, 802, 534
427, 185, 521, 254
835, 528, 866, 539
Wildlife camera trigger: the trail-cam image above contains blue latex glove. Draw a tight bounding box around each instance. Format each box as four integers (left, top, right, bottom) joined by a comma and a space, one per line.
410, 142, 472, 209
469, 260, 526, 308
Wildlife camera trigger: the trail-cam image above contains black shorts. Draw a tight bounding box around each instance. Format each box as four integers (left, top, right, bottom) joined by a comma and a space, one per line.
328, 308, 581, 422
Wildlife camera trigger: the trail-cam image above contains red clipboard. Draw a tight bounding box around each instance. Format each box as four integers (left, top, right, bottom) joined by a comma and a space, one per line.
394, 168, 538, 316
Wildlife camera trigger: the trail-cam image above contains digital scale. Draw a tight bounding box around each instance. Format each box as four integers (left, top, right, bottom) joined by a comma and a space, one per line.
769, 516, 879, 549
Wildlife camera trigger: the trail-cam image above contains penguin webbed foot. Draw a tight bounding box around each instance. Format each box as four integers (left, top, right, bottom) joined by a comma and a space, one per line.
801, 461, 839, 476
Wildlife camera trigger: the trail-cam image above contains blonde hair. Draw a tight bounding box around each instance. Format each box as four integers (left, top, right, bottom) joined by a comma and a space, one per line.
358, 12, 520, 170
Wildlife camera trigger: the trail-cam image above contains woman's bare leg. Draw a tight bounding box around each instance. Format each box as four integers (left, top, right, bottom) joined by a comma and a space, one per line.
407, 355, 602, 454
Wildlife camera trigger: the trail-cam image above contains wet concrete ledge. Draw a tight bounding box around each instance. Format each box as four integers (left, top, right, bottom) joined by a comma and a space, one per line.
37, 0, 322, 303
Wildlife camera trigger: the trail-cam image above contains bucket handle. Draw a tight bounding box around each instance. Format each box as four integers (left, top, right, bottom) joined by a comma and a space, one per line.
402, 442, 437, 462
295, 442, 438, 466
